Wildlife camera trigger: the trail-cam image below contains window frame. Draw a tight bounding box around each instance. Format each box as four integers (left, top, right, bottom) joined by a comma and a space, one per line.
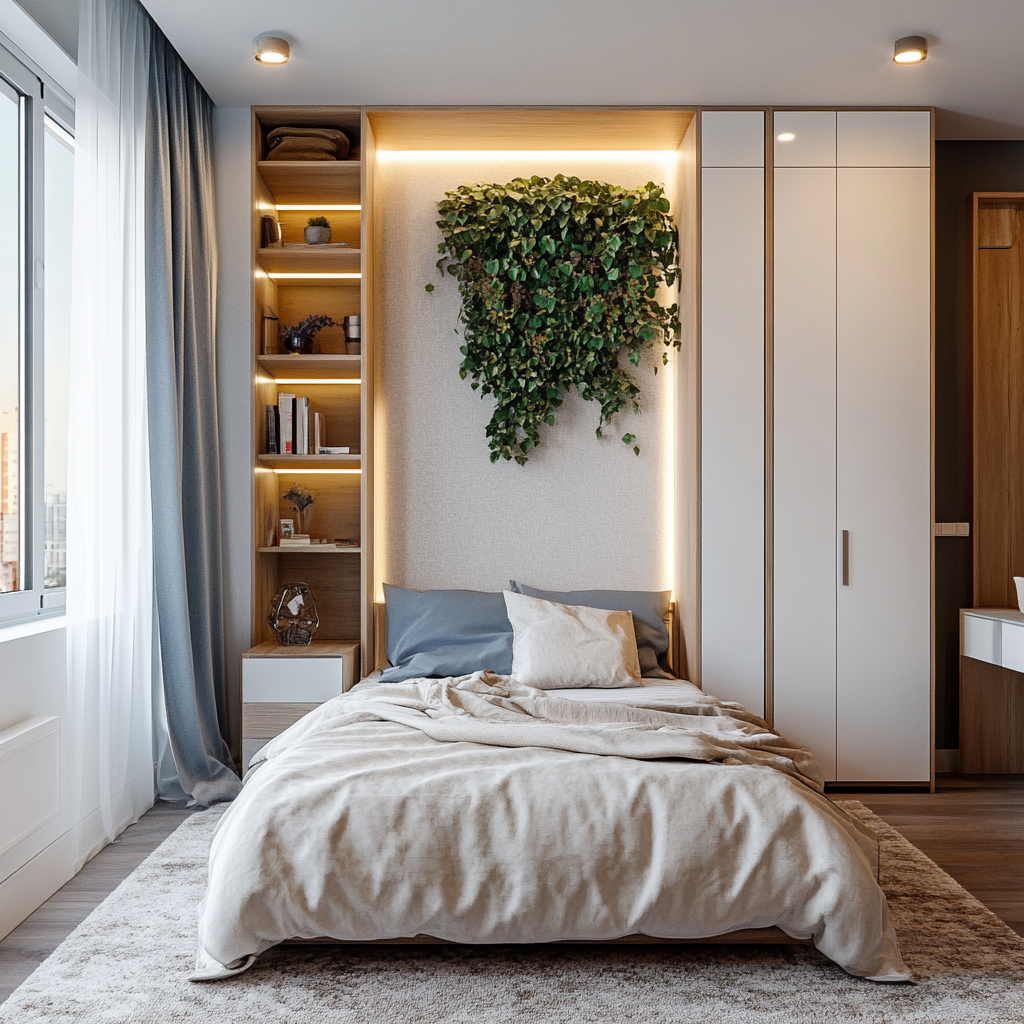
0, 39, 72, 624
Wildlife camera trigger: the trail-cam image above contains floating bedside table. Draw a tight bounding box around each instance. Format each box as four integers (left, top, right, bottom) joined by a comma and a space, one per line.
960, 609, 1024, 773
241, 640, 359, 768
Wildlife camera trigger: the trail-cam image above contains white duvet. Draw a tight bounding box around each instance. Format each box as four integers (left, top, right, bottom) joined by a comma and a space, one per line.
194, 673, 909, 982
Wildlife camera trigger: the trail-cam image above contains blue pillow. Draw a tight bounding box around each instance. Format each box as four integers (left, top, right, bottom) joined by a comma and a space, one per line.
508, 582, 673, 678
380, 584, 514, 682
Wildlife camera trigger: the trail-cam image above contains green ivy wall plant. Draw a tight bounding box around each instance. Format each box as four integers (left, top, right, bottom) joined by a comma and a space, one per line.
427, 175, 680, 464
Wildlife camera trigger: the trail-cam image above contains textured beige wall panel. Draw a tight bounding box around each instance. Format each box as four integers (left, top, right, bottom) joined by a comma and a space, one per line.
378, 155, 677, 595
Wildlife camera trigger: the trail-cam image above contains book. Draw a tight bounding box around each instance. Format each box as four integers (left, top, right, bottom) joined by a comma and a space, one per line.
296, 396, 309, 455
313, 412, 324, 455
319, 446, 350, 455
278, 535, 312, 547
278, 393, 295, 454
264, 404, 279, 454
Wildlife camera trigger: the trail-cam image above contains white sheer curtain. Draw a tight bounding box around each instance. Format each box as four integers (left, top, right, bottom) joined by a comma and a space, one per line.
66, 0, 164, 860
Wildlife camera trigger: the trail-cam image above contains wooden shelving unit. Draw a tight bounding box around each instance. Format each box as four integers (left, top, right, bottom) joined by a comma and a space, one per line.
252, 106, 373, 669
257, 354, 361, 380
257, 247, 361, 275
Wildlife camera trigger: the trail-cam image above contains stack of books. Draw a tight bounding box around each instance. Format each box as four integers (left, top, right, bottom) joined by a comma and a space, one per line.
266, 396, 349, 456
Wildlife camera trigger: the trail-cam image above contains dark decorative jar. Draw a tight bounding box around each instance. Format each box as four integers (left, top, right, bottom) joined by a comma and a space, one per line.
268, 583, 319, 645
280, 329, 314, 355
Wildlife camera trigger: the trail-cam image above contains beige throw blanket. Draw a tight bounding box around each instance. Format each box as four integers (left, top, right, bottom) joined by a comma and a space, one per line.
194, 674, 908, 982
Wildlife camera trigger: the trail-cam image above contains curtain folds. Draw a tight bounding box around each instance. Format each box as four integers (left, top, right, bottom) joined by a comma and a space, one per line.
145, 28, 240, 806
67, 0, 158, 856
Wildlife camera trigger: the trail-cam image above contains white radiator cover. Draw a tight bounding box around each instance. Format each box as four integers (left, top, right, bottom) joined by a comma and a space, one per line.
0, 716, 59, 855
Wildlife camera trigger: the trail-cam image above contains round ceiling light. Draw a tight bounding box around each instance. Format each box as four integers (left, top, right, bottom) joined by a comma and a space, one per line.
255, 36, 290, 65
893, 35, 927, 64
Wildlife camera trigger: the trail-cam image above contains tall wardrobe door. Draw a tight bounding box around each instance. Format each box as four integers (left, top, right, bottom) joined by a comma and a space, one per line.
836, 167, 931, 782
701, 165, 766, 715
773, 167, 838, 780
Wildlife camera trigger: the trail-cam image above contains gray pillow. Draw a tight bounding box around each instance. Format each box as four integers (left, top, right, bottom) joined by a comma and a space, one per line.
380, 584, 514, 682
508, 582, 673, 678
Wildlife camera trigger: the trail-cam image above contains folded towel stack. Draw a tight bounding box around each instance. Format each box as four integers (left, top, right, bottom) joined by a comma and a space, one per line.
265, 126, 351, 162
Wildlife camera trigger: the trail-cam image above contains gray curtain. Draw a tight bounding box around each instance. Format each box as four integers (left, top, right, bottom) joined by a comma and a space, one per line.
145, 27, 240, 806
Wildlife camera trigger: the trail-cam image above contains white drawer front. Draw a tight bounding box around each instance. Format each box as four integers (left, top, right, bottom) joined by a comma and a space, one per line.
1000, 622, 1024, 673
243, 657, 345, 702
963, 614, 1001, 666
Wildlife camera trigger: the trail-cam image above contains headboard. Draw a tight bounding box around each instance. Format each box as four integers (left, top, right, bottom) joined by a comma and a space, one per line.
371, 601, 680, 679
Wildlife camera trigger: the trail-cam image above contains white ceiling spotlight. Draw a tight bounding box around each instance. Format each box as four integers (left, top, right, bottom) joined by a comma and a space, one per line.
255, 35, 290, 65
893, 35, 928, 65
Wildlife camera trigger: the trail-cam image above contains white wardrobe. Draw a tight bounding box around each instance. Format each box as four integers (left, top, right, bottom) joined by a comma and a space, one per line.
701, 109, 932, 784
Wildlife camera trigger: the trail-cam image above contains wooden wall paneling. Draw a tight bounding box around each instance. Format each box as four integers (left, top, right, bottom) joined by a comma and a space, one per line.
960, 655, 1024, 773
772, 164, 838, 780
361, 111, 379, 672
972, 193, 1024, 608
275, 209, 361, 247
366, 107, 693, 152
836, 165, 932, 783
699, 111, 766, 716
673, 115, 700, 684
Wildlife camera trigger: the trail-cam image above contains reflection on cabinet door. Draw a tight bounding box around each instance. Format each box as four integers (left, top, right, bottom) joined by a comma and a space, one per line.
836, 167, 931, 783
772, 166, 838, 780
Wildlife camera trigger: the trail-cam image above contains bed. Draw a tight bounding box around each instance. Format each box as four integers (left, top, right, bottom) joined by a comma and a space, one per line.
192, 586, 909, 983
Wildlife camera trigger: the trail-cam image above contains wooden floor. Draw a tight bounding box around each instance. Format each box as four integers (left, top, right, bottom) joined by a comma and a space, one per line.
0, 778, 1021, 1005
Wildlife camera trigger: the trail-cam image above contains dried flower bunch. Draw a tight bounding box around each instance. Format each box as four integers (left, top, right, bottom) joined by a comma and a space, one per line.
281, 313, 338, 342
282, 484, 316, 512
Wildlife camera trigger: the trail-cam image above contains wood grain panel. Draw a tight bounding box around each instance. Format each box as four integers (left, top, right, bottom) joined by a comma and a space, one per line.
367, 108, 693, 152
673, 117, 700, 684
276, 210, 361, 248
258, 161, 361, 206
275, 283, 362, 354
273, 554, 361, 641
960, 655, 1024, 773
972, 194, 1024, 608
242, 703, 320, 737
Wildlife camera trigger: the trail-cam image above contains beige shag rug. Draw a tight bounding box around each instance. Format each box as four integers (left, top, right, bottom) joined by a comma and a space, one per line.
2, 801, 1022, 1024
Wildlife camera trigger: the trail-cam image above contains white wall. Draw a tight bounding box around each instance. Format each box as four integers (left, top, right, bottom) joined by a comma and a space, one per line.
212, 105, 253, 759
376, 154, 677, 595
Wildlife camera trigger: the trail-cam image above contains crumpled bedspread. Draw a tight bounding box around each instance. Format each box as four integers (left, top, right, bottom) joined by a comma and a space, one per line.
193, 673, 908, 983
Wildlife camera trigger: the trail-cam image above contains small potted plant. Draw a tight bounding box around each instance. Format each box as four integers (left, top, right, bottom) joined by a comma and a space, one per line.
279, 313, 338, 354
304, 215, 331, 244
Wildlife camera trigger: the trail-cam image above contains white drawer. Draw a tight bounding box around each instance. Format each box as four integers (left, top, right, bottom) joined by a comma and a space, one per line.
1000, 622, 1024, 673
243, 657, 345, 703
963, 614, 1001, 666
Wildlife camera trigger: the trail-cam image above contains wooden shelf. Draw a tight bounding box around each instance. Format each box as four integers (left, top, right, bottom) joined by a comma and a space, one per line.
258, 546, 361, 554
258, 160, 361, 205
258, 247, 361, 275
257, 454, 361, 469
257, 354, 361, 380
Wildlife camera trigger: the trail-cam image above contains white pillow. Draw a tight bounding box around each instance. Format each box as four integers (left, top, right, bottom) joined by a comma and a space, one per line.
503, 590, 642, 689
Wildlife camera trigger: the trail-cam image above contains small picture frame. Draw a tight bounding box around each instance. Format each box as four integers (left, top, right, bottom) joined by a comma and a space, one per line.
279, 519, 295, 540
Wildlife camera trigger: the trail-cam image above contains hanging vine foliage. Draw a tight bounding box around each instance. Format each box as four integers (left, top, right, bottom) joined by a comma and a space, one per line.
428, 175, 680, 464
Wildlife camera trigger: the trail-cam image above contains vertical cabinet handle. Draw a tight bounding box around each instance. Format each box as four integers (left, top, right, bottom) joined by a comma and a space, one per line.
841, 529, 850, 586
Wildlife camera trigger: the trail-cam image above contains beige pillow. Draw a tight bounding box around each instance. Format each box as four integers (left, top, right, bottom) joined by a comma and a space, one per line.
503, 590, 642, 689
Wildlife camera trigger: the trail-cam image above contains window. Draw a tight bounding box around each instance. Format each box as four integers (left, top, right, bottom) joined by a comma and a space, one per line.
0, 40, 73, 621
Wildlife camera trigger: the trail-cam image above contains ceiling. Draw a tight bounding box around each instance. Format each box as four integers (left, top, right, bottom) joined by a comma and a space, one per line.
33, 0, 1024, 139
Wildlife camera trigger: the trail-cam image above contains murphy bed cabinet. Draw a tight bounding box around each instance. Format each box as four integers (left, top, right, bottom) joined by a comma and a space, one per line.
245, 107, 934, 786
700, 109, 933, 786
251, 107, 373, 672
